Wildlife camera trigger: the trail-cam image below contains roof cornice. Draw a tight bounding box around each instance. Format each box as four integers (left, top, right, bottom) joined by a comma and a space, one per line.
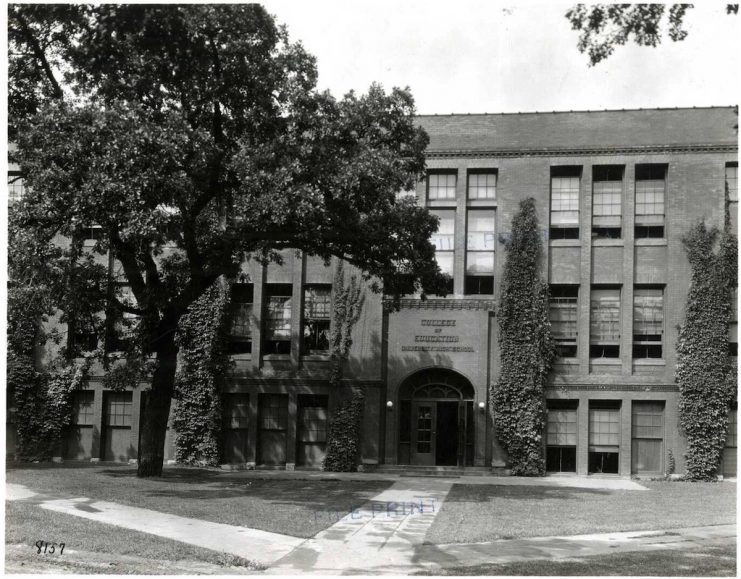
426, 143, 738, 159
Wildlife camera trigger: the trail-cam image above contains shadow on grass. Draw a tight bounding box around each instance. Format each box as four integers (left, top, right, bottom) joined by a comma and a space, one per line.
442, 483, 611, 502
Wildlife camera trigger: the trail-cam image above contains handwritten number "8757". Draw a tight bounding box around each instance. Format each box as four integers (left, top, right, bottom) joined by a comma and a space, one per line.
35, 541, 65, 554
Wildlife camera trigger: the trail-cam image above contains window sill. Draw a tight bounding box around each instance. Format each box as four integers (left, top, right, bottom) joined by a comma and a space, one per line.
466, 199, 497, 208
592, 238, 624, 247
426, 199, 457, 208
633, 358, 666, 366
549, 239, 581, 248
229, 354, 253, 361
263, 354, 291, 361
554, 357, 579, 364
635, 238, 667, 246
589, 358, 621, 365
301, 354, 330, 361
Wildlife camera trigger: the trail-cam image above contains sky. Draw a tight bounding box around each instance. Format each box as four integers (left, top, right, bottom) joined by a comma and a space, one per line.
265, 1, 740, 114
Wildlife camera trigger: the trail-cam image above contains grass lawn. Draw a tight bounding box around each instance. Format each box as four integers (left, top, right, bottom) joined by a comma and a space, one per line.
414, 543, 737, 576
426, 481, 736, 544
5, 501, 260, 574
6, 464, 392, 538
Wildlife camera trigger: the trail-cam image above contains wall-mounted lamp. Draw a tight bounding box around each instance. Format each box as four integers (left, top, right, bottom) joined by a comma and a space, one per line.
386, 400, 394, 410
478, 401, 486, 411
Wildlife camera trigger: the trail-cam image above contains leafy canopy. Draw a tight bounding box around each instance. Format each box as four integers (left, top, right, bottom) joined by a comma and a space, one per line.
11, 4, 444, 359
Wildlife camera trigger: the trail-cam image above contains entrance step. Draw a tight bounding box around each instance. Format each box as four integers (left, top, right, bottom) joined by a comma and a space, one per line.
369, 465, 496, 477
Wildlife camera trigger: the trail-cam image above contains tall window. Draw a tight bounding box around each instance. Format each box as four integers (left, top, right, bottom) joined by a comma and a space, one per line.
730, 288, 738, 358
727, 163, 738, 202
631, 401, 664, 474
264, 284, 293, 355
550, 166, 581, 239
546, 400, 578, 472
589, 401, 621, 474
550, 286, 578, 357
303, 284, 331, 354
228, 283, 253, 354
635, 164, 667, 238
467, 171, 497, 200
590, 287, 620, 358
592, 165, 623, 239
7, 171, 25, 205
465, 209, 495, 294
430, 209, 455, 294
71, 391, 95, 426
427, 172, 457, 201
633, 287, 664, 359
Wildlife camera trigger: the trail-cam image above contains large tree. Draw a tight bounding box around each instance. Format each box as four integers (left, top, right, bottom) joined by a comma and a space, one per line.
10, 4, 445, 476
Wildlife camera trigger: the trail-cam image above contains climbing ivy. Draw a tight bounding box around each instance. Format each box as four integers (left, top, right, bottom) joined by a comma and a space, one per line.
11, 357, 89, 461
323, 262, 365, 472
171, 279, 232, 466
676, 213, 737, 480
491, 197, 555, 476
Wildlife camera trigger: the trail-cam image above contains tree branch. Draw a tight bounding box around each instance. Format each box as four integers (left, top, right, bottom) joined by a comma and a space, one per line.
13, 11, 64, 101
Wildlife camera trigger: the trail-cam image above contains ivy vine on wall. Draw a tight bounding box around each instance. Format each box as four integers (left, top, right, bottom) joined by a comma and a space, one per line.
171, 279, 232, 466
676, 214, 737, 480
491, 197, 555, 476
323, 261, 366, 472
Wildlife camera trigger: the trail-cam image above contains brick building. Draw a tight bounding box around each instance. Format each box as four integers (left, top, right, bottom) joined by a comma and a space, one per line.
8, 106, 739, 477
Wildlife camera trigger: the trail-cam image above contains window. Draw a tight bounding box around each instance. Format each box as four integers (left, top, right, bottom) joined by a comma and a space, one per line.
228, 283, 253, 355
550, 286, 578, 357
73, 327, 98, 353
550, 166, 581, 239
635, 164, 666, 238
631, 402, 664, 473
297, 395, 328, 443
8, 171, 25, 204
430, 209, 455, 294
427, 172, 457, 201
467, 171, 497, 200
224, 394, 250, 429
592, 166, 623, 238
259, 394, 288, 431
71, 391, 95, 426
546, 400, 578, 472
726, 408, 737, 448
104, 392, 132, 427
264, 284, 293, 355
303, 285, 331, 354
730, 288, 738, 358
633, 287, 664, 359
80, 224, 105, 242
589, 402, 620, 474
465, 209, 495, 295
727, 163, 738, 202
590, 287, 620, 358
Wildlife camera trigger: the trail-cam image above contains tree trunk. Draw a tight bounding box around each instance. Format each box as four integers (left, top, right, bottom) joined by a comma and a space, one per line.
137, 336, 178, 477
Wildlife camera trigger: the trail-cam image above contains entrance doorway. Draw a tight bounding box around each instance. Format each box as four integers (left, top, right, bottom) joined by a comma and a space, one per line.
398, 369, 475, 467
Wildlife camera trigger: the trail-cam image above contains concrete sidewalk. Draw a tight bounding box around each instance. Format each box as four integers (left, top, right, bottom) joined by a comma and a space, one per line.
6, 483, 303, 567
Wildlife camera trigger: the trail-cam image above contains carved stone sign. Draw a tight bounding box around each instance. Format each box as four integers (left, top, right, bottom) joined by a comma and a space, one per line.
401, 319, 475, 353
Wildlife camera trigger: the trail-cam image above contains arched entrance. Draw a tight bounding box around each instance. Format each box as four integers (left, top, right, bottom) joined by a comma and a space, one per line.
397, 369, 475, 466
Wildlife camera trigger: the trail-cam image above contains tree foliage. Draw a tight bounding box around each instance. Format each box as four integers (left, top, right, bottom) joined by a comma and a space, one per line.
9, 4, 443, 476
492, 198, 555, 476
676, 217, 737, 481
566, 4, 737, 65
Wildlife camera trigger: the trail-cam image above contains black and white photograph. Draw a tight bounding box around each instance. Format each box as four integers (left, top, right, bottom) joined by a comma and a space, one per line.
3, 1, 739, 575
